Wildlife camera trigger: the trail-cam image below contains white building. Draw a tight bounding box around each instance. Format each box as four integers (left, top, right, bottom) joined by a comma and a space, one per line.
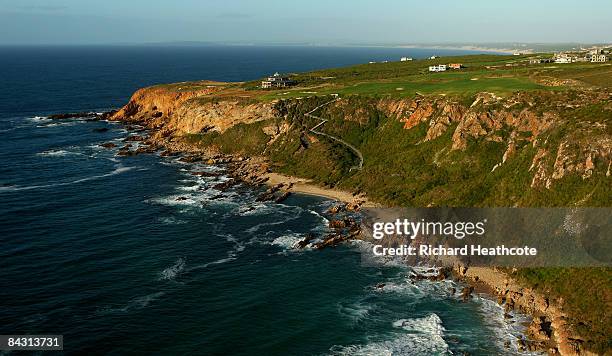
429, 55, 439, 60
429, 64, 447, 72
554, 53, 576, 64
261, 73, 294, 89
400, 57, 413, 62
592, 54, 608, 63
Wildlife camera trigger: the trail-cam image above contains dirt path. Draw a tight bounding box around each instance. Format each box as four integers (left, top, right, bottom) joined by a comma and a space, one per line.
305, 98, 364, 171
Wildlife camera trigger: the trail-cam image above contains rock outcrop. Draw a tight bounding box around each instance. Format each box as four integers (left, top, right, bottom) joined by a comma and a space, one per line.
376, 90, 612, 190
460, 267, 600, 356
111, 84, 277, 137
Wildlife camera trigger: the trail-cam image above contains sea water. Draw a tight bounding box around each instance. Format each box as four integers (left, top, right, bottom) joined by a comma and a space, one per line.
0, 45, 532, 355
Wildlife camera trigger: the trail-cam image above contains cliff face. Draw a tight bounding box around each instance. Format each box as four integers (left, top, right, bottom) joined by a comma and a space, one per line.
377, 91, 612, 189
111, 85, 277, 138
112, 84, 611, 198
461, 267, 587, 356
171, 99, 276, 134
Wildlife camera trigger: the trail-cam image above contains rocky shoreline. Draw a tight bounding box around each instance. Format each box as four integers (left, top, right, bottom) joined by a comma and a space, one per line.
57, 100, 588, 355
455, 266, 587, 355
87, 111, 371, 252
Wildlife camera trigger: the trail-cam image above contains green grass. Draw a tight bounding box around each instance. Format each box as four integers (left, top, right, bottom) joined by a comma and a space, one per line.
183, 119, 273, 155
253, 54, 581, 101
332, 76, 544, 97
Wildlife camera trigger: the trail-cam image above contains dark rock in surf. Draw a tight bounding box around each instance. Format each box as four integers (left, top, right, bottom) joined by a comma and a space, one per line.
461, 286, 474, 302
274, 191, 291, 203
100, 142, 117, 149
296, 233, 317, 249
124, 135, 146, 142
48, 112, 98, 120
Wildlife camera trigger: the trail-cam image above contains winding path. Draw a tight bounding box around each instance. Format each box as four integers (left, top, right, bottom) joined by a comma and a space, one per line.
305, 98, 364, 171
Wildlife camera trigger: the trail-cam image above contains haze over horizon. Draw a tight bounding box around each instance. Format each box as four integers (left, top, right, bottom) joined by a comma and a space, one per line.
0, 0, 610, 45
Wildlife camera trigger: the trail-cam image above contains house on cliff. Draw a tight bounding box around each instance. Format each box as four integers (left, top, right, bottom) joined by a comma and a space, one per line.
429, 64, 447, 72
261, 73, 295, 89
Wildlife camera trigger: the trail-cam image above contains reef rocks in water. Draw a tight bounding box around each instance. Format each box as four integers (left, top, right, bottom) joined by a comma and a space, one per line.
48, 110, 117, 121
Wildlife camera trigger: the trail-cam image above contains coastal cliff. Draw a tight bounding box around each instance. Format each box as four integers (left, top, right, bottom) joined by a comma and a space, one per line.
112, 84, 611, 206
110, 80, 611, 355
112, 83, 277, 145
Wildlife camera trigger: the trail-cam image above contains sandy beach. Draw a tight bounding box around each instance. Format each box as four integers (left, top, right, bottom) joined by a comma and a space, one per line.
397, 44, 532, 55
264, 172, 379, 208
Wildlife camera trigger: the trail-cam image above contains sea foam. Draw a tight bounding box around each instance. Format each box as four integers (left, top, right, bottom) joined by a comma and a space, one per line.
330, 314, 449, 356
159, 258, 186, 281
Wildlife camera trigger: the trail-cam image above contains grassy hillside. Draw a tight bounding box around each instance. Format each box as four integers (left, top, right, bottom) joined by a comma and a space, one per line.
155, 53, 612, 104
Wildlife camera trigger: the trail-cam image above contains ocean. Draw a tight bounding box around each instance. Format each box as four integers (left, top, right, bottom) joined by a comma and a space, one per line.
0, 45, 530, 355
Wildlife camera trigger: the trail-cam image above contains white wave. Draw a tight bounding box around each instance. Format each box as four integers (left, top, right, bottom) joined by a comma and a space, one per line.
337, 300, 374, 325
193, 164, 225, 172
226, 236, 246, 254
308, 208, 330, 225
393, 314, 445, 334
371, 274, 536, 355
195, 256, 237, 268
475, 296, 538, 355
373, 281, 422, 296
235, 202, 277, 216
177, 185, 201, 192
158, 216, 187, 225
330, 314, 450, 356
0, 165, 137, 192
352, 239, 410, 267
159, 258, 186, 281
36, 120, 85, 128
158, 160, 181, 167
97, 291, 165, 315
244, 212, 301, 234
411, 266, 441, 277
188, 235, 245, 271
147, 195, 198, 207
26, 116, 50, 123
270, 233, 303, 250
146, 189, 239, 209
36, 149, 82, 157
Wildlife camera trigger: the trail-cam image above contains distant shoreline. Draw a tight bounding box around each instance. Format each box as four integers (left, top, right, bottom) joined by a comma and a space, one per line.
396, 44, 527, 55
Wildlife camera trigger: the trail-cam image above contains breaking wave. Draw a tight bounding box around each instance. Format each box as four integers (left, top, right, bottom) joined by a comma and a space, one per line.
476, 296, 537, 355
159, 258, 186, 281
188, 235, 246, 271
337, 300, 374, 325
270, 233, 304, 250
36, 149, 83, 157
330, 314, 449, 356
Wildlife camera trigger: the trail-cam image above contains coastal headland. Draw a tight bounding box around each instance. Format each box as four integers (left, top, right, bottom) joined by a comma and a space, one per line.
99, 53, 610, 355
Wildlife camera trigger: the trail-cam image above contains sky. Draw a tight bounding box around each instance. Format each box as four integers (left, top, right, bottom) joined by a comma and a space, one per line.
0, 0, 610, 45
